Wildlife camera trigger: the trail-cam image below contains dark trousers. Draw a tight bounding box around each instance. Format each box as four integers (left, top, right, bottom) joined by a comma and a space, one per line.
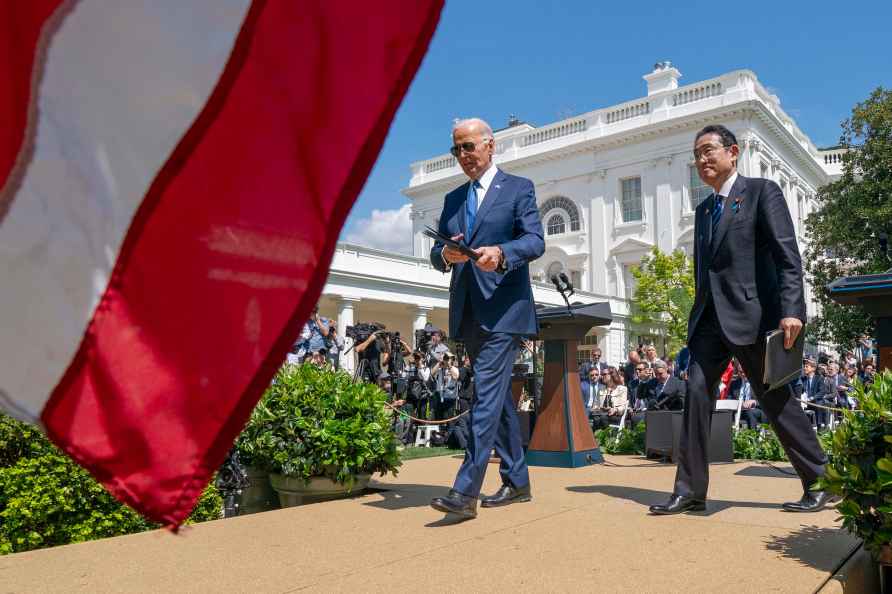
740, 407, 766, 429
452, 315, 529, 498
674, 301, 826, 498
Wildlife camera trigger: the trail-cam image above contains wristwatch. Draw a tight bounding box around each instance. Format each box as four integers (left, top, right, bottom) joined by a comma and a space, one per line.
497, 247, 507, 273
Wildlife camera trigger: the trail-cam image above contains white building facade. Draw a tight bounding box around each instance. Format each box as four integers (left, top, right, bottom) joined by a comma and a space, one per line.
321, 64, 844, 370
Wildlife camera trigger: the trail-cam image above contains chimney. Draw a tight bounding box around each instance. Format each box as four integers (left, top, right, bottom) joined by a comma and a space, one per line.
643, 61, 681, 96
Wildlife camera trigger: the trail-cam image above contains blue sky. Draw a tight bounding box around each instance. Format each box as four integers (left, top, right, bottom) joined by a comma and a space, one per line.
340, 0, 891, 253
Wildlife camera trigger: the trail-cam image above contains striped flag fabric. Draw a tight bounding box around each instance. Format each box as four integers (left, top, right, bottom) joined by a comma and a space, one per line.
0, 0, 442, 526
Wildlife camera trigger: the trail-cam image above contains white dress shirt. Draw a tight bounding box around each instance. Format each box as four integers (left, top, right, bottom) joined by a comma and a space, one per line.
717, 171, 738, 198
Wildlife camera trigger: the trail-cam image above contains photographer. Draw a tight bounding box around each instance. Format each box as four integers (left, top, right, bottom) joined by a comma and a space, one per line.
425, 329, 450, 368
432, 352, 460, 420
292, 306, 331, 363
354, 329, 384, 383
326, 324, 345, 370
458, 353, 474, 413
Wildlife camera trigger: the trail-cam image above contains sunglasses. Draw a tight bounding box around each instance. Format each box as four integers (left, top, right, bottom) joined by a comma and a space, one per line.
449, 139, 489, 157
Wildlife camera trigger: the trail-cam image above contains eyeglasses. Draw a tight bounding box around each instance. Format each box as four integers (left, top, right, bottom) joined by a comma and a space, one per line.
693, 143, 730, 162
636, 367, 646, 372
449, 139, 490, 157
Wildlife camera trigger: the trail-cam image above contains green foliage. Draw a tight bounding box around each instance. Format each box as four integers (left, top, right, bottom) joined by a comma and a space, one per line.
0, 413, 53, 468
815, 371, 892, 558
630, 248, 695, 354
0, 413, 222, 555
243, 363, 401, 488
732, 427, 788, 462
595, 423, 646, 455
804, 87, 892, 349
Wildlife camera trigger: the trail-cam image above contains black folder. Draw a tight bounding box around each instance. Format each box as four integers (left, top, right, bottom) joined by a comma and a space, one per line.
422, 226, 479, 261
763, 327, 805, 391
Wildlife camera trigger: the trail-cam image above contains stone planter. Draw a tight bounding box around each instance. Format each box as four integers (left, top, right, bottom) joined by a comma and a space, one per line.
269, 473, 371, 507
238, 466, 279, 515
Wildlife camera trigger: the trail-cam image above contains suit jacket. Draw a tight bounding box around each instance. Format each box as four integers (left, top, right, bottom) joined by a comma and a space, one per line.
800, 373, 831, 402
430, 169, 545, 338
688, 175, 807, 346
579, 379, 598, 412
643, 377, 686, 410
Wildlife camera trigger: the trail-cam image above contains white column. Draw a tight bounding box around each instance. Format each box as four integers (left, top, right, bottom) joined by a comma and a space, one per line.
413, 306, 433, 349
337, 297, 361, 373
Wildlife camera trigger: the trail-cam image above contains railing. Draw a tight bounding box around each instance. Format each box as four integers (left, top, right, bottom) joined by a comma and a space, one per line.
822, 151, 845, 165
672, 81, 723, 106
605, 101, 650, 124
522, 118, 587, 147
423, 155, 457, 174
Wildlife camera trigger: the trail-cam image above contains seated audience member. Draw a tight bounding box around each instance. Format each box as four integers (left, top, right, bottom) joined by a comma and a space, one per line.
579, 367, 603, 419
644, 360, 686, 410
642, 343, 663, 368
590, 369, 628, 430
623, 350, 642, 386
728, 368, 764, 429
800, 357, 831, 428
861, 362, 877, 387
579, 347, 607, 383
841, 365, 859, 409
628, 362, 650, 426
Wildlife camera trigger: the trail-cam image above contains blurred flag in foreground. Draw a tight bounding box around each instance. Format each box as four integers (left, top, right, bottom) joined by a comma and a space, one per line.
0, 0, 442, 526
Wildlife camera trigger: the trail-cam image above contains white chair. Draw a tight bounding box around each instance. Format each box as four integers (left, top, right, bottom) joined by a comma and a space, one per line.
715, 398, 743, 431
414, 424, 441, 447
607, 407, 630, 445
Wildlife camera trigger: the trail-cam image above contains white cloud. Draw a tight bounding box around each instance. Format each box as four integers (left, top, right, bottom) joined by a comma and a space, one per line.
343, 204, 413, 254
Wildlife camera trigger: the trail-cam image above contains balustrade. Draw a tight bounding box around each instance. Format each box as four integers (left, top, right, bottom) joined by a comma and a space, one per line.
522, 118, 587, 147
672, 81, 723, 106
605, 101, 650, 124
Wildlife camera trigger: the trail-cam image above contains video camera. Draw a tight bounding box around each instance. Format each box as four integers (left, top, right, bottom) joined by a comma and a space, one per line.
345, 322, 385, 343
414, 323, 443, 356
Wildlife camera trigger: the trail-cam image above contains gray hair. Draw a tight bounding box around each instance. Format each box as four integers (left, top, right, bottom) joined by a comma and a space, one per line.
652, 360, 668, 370
452, 117, 493, 139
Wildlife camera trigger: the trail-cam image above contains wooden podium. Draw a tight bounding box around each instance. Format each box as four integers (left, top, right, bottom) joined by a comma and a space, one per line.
828, 273, 892, 371
525, 302, 612, 468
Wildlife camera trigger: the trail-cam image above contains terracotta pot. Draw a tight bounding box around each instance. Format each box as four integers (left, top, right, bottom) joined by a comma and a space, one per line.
269, 473, 371, 507
878, 544, 892, 566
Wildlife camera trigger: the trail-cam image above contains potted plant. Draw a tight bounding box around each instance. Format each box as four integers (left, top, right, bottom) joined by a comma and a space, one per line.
251, 363, 401, 507
816, 370, 892, 566
233, 419, 279, 515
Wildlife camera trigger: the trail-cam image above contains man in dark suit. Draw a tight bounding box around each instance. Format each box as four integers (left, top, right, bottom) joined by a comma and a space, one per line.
801, 358, 832, 428
649, 125, 829, 515
579, 367, 602, 418
429, 118, 545, 520
728, 367, 765, 429
643, 361, 686, 410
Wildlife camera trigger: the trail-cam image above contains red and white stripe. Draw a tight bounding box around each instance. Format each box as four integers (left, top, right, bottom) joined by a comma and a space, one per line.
0, 0, 442, 525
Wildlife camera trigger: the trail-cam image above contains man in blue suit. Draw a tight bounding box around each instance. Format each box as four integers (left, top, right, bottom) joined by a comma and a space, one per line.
429, 118, 545, 520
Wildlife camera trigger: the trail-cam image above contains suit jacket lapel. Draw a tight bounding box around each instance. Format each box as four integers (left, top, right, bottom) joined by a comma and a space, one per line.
709, 174, 747, 261
468, 170, 507, 244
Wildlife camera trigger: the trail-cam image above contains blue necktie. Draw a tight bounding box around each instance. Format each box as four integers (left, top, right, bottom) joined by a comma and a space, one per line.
466, 180, 480, 233
711, 194, 724, 238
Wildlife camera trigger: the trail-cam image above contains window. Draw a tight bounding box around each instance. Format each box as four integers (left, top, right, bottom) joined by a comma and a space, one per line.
621, 177, 642, 222
539, 196, 581, 232
546, 214, 566, 236
689, 165, 711, 210
622, 264, 637, 299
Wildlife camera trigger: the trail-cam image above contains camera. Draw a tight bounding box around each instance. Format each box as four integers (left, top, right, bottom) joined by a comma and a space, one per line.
346, 322, 385, 343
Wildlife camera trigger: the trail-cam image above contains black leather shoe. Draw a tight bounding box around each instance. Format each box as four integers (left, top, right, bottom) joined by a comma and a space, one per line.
430, 489, 477, 519
481, 483, 532, 508
782, 490, 838, 513
649, 494, 706, 515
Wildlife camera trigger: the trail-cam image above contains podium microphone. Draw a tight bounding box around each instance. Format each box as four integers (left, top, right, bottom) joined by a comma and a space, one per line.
550, 274, 574, 317
558, 272, 575, 297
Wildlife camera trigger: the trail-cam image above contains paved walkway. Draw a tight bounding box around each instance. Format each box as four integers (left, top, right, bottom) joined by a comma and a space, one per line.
0, 455, 864, 593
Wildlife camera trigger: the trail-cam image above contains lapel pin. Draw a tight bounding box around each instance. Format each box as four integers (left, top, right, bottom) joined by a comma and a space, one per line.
732, 196, 743, 213
494, 184, 501, 189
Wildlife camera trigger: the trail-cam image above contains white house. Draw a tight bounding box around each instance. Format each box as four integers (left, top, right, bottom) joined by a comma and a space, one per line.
320, 63, 844, 370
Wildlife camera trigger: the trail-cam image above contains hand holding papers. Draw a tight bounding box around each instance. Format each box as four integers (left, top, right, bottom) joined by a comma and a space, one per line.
423, 226, 480, 261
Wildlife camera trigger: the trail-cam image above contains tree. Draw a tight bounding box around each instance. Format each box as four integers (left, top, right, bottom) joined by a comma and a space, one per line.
630, 247, 695, 355
804, 87, 892, 350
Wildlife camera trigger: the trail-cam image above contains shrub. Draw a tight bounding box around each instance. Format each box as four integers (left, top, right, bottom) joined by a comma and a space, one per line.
595, 422, 646, 455
0, 413, 222, 555
246, 363, 401, 487
732, 427, 788, 462
816, 371, 892, 558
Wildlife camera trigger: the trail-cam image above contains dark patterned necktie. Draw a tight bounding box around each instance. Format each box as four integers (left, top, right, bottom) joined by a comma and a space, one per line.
711, 195, 724, 238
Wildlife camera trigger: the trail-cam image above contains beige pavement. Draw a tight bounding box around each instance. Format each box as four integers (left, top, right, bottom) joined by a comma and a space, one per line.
0, 455, 866, 593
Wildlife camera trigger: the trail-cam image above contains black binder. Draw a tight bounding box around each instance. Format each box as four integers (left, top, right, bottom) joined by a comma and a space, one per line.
763, 328, 805, 391
421, 226, 479, 261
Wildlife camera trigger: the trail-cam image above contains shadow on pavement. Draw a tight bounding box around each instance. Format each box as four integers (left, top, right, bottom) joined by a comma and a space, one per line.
566, 484, 781, 516
362, 483, 449, 511
734, 464, 799, 479
763, 525, 854, 573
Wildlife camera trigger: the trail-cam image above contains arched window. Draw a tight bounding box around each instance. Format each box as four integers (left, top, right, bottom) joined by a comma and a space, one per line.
546, 214, 566, 236
539, 196, 581, 233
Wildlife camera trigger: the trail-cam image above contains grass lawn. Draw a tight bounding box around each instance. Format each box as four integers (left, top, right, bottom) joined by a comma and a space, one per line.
399, 446, 461, 461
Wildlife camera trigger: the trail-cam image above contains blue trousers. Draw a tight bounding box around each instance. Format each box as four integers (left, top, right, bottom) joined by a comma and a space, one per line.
452, 320, 529, 498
